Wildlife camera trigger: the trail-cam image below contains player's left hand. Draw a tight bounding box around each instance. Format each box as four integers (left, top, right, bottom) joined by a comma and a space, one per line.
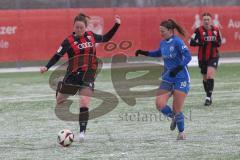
115, 15, 121, 24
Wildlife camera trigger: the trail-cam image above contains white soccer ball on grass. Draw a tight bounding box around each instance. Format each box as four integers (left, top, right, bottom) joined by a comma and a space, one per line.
57, 129, 74, 147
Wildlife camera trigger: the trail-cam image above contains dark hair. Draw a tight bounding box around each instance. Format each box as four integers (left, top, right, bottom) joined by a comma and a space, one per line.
74, 13, 90, 26
202, 12, 212, 18
160, 19, 186, 37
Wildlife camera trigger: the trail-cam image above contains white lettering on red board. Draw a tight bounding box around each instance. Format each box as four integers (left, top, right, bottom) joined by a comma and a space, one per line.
228, 19, 240, 29
234, 32, 240, 40
0, 26, 17, 35
0, 40, 9, 48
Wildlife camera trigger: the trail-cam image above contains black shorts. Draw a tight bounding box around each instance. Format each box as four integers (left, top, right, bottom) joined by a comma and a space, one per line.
56, 70, 95, 96
198, 57, 219, 75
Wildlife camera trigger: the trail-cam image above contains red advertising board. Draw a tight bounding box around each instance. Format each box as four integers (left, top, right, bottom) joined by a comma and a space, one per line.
0, 7, 240, 62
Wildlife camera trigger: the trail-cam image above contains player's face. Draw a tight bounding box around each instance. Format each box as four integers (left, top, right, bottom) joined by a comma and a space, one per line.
160, 26, 173, 39
202, 16, 212, 29
74, 21, 87, 36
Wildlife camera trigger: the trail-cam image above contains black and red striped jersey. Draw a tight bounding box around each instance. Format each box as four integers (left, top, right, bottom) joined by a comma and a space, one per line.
190, 25, 222, 61
58, 31, 99, 73
46, 23, 120, 73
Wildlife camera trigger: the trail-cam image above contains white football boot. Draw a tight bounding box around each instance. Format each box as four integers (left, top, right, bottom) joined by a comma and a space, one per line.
79, 132, 85, 142
204, 97, 212, 106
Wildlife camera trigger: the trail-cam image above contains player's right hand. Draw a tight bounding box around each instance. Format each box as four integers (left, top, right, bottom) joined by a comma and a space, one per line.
40, 66, 48, 73
135, 50, 149, 56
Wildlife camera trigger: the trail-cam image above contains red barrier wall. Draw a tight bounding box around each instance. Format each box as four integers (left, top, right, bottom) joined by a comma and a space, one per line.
0, 7, 240, 62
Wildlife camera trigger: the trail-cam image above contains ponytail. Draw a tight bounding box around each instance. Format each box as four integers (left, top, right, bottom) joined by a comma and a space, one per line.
160, 19, 186, 37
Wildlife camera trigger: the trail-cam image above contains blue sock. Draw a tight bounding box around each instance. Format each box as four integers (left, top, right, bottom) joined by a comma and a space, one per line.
175, 112, 184, 132
160, 105, 174, 118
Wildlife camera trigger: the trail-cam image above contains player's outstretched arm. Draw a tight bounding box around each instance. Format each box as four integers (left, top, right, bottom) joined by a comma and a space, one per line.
40, 53, 62, 74
94, 15, 121, 43
40, 39, 68, 74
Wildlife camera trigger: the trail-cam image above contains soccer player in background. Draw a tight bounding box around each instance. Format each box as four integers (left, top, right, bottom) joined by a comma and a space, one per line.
190, 12, 222, 106
40, 13, 121, 142
135, 19, 192, 140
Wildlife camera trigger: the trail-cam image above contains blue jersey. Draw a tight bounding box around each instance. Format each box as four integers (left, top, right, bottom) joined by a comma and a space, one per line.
149, 35, 192, 83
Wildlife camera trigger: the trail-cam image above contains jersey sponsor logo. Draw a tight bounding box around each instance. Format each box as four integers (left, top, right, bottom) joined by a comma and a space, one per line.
170, 46, 175, 52
204, 36, 217, 41
74, 42, 94, 49
169, 52, 177, 59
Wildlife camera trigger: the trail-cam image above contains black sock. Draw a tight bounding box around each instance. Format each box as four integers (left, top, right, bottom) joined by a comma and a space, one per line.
79, 107, 89, 133
206, 79, 214, 98
203, 80, 208, 93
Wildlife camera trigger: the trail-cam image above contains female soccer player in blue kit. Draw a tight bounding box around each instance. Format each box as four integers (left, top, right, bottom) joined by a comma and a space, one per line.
135, 19, 192, 140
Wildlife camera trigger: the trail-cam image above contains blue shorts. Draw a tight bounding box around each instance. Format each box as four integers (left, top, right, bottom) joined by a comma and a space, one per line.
159, 79, 190, 94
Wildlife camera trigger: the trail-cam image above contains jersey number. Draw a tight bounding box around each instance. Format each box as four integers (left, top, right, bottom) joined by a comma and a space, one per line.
180, 81, 187, 88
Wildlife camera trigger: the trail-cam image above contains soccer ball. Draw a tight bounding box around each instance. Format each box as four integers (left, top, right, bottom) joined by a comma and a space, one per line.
57, 129, 74, 147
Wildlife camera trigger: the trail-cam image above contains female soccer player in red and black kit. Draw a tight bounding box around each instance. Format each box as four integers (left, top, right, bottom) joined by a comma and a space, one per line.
190, 12, 222, 106
40, 13, 121, 142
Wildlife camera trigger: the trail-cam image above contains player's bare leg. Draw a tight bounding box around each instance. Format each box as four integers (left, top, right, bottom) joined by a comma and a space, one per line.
156, 89, 171, 110
156, 89, 176, 131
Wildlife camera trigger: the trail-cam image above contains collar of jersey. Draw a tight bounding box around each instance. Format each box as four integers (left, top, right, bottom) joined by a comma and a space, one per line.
165, 35, 174, 43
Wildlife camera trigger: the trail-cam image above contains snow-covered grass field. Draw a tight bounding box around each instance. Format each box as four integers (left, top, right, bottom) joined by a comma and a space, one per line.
0, 63, 240, 160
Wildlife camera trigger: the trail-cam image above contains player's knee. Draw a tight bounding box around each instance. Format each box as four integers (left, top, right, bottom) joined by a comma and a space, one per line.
155, 99, 167, 110
207, 69, 216, 79
206, 71, 214, 79
80, 96, 91, 107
